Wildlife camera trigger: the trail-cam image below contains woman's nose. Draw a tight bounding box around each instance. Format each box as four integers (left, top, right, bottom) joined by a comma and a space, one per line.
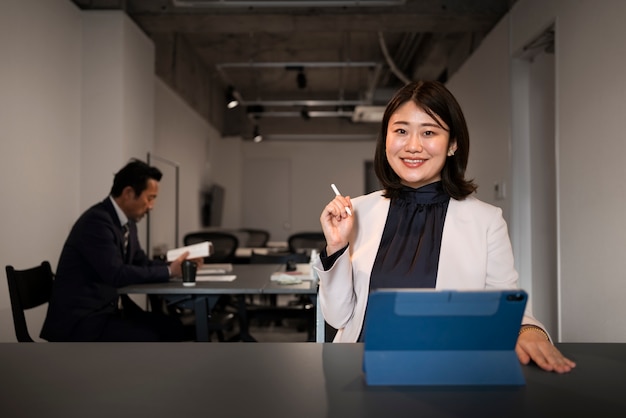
406, 134, 423, 152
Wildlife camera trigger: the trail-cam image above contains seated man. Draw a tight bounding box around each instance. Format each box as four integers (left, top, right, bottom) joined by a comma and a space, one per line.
41, 159, 197, 341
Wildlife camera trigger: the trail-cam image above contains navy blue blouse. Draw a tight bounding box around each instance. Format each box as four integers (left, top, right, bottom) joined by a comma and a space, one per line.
359, 181, 450, 342
369, 181, 450, 291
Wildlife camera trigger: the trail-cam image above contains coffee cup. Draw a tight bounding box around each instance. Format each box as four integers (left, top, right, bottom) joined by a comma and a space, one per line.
182, 260, 197, 286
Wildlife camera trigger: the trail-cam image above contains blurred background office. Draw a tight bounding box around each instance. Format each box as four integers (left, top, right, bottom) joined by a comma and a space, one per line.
2, 0, 625, 344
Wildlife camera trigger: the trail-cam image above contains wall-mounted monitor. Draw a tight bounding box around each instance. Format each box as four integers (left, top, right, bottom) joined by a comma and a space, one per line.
202, 184, 225, 227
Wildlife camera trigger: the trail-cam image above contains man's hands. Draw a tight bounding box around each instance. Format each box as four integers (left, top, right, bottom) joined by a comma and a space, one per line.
168, 251, 204, 278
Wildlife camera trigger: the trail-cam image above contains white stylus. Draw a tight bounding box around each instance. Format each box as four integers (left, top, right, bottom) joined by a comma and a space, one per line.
331, 183, 352, 216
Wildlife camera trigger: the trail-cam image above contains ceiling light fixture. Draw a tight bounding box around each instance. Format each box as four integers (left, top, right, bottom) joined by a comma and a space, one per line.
226, 86, 239, 109
296, 69, 307, 89
285, 65, 307, 89
253, 125, 263, 143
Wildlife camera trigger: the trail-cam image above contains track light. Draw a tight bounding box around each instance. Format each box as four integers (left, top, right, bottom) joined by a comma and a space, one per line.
253, 125, 263, 143
226, 86, 239, 109
296, 69, 307, 89
285, 65, 307, 89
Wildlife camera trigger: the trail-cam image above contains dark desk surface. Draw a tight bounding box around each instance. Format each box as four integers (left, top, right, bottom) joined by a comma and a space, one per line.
119, 264, 278, 294
118, 263, 322, 342
1, 343, 624, 418
118, 263, 317, 295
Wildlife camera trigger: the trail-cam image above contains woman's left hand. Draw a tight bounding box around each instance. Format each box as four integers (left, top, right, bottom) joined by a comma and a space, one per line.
515, 329, 576, 373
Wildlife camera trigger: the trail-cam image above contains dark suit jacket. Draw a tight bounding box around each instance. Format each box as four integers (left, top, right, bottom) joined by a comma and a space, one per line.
40, 197, 169, 341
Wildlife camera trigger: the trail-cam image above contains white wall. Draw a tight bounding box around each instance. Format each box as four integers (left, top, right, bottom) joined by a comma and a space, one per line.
0, 0, 82, 342
81, 11, 157, 251
0, 4, 164, 342
446, 18, 512, 219
510, 0, 626, 342
80, 12, 126, 207
152, 79, 243, 251
240, 140, 376, 241
448, 0, 626, 342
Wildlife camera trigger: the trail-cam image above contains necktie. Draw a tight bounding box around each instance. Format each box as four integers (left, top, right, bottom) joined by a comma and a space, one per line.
122, 223, 130, 260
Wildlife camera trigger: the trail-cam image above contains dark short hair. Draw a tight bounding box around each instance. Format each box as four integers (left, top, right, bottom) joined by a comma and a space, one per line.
110, 159, 162, 197
374, 80, 477, 200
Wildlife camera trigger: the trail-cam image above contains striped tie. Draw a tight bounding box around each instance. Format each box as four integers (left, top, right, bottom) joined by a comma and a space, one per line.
123, 223, 130, 260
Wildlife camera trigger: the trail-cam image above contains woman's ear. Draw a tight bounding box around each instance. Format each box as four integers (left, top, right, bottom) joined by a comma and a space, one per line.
447, 142, 458, 157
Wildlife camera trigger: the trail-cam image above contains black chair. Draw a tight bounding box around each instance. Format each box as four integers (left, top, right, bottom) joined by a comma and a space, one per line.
248, 250, 309, 304
287, 232, 326, 256
239, 228, 270, 247
183, 231, 239, 263
249, 251, 309, 266
248, 251, 315, 340
5, 261, 54, 342
180, 231, 243, 340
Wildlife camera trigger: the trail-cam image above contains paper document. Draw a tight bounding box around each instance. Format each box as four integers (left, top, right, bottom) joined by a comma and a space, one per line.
196, 275, 236, 282
271, 264, 316, 284
166, 241, 212, 262
270, 274, 304, 284
197, 263, 233, 275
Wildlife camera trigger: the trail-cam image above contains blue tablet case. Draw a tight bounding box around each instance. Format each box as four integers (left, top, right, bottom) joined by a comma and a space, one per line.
363, 289, 527, 386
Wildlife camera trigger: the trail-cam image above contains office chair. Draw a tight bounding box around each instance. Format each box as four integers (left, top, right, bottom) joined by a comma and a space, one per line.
183, 231, 239, 263
248, 251, 314, 339
180, 231, 242, 340
5, 261, 54, 342
287, 232, 326, 256
249, 251, 309, 266
238, 228, 270, 248
251, 249, 335, 342
248, 250, 309, 309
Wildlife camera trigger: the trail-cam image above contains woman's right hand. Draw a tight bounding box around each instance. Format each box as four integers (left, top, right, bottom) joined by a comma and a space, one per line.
320, 195, 354, 255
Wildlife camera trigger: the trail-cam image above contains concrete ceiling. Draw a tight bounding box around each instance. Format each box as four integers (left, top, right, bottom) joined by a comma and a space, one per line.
71, 0, 516, 142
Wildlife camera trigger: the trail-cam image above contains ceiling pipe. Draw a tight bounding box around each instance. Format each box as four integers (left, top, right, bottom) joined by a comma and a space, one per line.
246, 110, 355, 119
216, 61, 383, 111
173, 0, 406, 8
216, 61, 379, 69
377, 32, 412, 85
244, 99, 365, 107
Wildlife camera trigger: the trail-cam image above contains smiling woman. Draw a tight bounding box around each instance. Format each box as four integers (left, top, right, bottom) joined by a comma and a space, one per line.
314, 80, 576, 374
384, 100, 456, 189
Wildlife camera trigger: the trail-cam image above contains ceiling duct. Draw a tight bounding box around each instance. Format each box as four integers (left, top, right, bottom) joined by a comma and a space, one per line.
173, 0, 406, 8
351, 105, 386, 123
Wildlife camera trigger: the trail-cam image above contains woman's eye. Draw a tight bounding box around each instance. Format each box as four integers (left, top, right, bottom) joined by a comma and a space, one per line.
394, 128, 407, 135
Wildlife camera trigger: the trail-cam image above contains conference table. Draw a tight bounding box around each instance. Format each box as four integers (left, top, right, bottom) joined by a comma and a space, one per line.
2, 343, 624, 417
118, 263, 323, 342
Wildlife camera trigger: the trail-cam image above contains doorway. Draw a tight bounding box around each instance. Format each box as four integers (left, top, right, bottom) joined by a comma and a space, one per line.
511, 25, 558, 338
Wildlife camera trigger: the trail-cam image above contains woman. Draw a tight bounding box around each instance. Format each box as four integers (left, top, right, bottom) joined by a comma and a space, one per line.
315, 80, 575, 373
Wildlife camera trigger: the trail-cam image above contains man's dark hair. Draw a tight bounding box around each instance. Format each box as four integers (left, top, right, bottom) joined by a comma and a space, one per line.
110, 159, 162, 198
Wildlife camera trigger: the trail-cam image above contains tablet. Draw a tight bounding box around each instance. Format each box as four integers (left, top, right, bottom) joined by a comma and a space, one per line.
363, 289, 527, 386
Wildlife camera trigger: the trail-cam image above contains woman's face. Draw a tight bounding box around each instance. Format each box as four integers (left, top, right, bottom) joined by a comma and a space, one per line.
385, 101, 456, 189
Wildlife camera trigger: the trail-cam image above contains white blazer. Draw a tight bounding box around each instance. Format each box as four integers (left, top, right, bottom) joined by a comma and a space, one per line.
314, 190, 545, 343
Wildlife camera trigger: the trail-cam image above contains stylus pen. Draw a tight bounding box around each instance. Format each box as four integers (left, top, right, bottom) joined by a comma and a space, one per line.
331, 183, 352, 216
